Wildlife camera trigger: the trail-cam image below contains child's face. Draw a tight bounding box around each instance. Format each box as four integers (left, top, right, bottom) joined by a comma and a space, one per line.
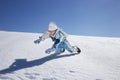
49, 30, 56, 36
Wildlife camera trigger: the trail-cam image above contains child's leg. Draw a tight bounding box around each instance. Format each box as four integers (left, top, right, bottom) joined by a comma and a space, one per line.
55, 40, 79, 54
55, 40, 72, 54
63, 40, 73, 53
63, 40, 80, 53
55, 42, 65, 54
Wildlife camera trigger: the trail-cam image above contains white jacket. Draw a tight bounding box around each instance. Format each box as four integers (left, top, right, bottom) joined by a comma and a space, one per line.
41, 28, 68, 42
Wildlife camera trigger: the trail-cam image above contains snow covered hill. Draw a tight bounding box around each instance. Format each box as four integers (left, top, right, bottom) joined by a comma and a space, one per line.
0, 31, 120, 80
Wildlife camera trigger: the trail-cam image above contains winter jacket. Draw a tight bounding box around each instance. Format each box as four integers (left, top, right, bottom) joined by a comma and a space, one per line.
40, 28, 68, 48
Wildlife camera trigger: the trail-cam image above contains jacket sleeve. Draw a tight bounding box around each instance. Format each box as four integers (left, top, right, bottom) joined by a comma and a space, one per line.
41, 31, 50, 41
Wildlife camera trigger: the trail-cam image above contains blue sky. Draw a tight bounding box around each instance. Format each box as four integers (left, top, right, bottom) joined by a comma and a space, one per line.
0, 0, 120, 37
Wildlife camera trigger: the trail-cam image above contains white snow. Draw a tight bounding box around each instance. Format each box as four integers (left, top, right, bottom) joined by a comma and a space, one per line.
0, 31, 120, 80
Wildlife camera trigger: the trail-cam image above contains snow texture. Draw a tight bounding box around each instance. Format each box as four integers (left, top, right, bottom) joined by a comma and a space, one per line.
0, 31, 120, 80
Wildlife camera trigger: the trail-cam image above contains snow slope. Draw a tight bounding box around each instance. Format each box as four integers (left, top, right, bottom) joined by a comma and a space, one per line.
0, 31, 120, 80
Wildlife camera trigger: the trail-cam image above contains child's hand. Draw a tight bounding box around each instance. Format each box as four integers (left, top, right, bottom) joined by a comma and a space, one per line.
34, 37, 42, 44
34, 39, 40, 44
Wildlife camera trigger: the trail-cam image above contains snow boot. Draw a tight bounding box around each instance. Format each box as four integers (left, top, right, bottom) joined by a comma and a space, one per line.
72, 46, 81, 54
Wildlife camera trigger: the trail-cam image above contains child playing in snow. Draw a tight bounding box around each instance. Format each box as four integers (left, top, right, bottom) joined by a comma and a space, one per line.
34, 22, 81, 54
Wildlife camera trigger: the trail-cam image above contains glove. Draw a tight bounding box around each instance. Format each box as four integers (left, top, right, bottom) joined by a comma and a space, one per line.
45, 47, 55, 54
34, 36, 42, 44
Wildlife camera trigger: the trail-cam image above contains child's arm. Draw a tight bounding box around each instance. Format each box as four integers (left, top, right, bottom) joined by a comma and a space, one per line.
34, 31, 50, 44
41, 31, 50, 41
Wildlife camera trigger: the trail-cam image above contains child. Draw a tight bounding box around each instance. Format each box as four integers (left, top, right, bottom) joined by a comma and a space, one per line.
34, 22, 81, 54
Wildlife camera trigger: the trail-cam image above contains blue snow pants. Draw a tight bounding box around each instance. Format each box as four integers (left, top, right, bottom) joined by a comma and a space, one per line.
45, 39, 73, 54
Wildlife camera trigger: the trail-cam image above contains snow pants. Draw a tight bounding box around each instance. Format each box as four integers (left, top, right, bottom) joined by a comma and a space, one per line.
45, 39, 73, 54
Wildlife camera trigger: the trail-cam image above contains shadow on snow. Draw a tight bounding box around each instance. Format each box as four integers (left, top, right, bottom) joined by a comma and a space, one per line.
0, 53, 79, 74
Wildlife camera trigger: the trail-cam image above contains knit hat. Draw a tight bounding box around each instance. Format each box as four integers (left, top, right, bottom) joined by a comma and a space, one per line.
48, 22, 58, 31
